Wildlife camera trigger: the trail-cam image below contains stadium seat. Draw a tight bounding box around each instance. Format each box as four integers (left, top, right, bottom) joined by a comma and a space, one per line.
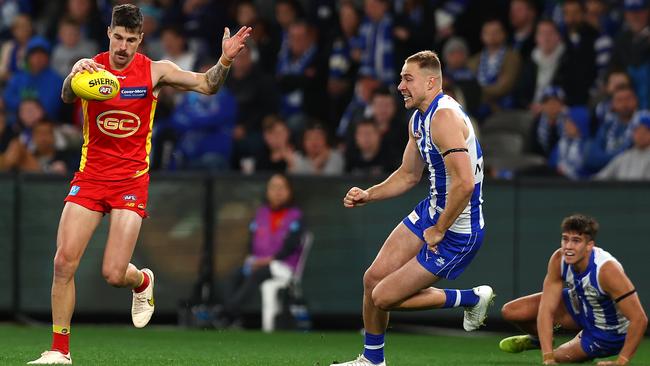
481, 109, 535, 137
480, 132, 525, 157
260, 231, 314, 333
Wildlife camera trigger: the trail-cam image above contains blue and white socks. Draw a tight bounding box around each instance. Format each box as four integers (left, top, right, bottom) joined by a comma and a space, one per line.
363, 332, 385, 364
442, 289, 479, 308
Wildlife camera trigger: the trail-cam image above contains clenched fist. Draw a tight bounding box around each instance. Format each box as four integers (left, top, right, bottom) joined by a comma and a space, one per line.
343, 187, 370, 208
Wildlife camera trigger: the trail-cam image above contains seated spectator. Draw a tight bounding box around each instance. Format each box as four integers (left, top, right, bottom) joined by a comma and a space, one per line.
586, 85, 639, 173
227, 45, 280, 166
610, 0, 650, 109
595, 112, 650, 180
442, 36, 480, 115
238, 2, 276, 75
0, 13, 33, 83
530, 86, 567, 158
219, 173, 305, 327
51, 17, 99, 78
514, 19, 565, 110
159, 25, 197, 72
393, 0, 435, 67
592, 69, 632, 134
273, 0, 303, 65
369, 86, 408, 161
15, 98, 45, 145
468, 18, 521, 118
45, 0, 107, 48
336, 72, 380, 143
583, 0, 615, 86
3, 36, 63, 124
290, 123, 344, 175
554, 0, 599, 106
357, 0, 395, 85
509, 0, 538, 61
168, 59, 237, 171
276, 21, 326, 130
552, 109, 591, 180
250, 116, 295, 174
1, 119, 73, 174
585, 0, 621, 37
345, 118, 397, 176
327, 1, 362, 126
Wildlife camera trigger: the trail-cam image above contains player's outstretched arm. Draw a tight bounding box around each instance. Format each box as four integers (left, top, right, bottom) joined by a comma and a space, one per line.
342, 120, 424, 208
153, 26, 251, 95
596, 262, 648, 366
61, 58, 105, 103
537, 250, 563, 365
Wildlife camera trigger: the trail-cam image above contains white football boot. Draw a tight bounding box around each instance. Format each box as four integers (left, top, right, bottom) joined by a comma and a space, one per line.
330, 355, 386, 366
131, 268, 155, 328
463, 285, 495, 331
27, 350, 72, 364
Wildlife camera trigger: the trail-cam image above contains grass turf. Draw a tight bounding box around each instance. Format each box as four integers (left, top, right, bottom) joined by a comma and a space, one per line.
0, 324, 647, 365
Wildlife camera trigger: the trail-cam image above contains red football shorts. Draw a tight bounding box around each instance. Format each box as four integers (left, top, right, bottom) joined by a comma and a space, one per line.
64, 172, 150, 218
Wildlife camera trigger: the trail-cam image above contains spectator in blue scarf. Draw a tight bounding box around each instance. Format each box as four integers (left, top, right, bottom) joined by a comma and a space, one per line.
468, 18, 521, 119
551, 106, 591, 180
586, 85, 639, 173
276, 21, 326, 131
327, 1, 363, 126
530, 86, 566, 158
357, 0, 395, 85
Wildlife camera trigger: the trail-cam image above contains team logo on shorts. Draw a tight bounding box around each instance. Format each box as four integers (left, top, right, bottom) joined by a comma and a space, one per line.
123, 194, 137, 201
435, 257, 445, 266
137, 203, 145, 209
408, 210, 419, 224
69, 185, 80, 196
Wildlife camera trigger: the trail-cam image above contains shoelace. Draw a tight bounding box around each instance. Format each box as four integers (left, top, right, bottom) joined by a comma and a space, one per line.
133, 294, 149, 311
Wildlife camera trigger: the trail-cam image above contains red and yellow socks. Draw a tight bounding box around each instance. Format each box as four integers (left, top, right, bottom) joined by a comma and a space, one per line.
51, 325, 69, 355
134, 270, 150, 293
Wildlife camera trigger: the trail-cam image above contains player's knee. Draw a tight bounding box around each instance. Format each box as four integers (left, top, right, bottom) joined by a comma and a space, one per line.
501, 300, 521, 322
53, 251, 79, 281
363, 268, 382, 294
371, 287, 394, 311
102, 267, 126, 287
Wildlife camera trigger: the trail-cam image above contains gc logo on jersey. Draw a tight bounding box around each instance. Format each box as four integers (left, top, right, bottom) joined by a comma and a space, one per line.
96, 110, 141, 138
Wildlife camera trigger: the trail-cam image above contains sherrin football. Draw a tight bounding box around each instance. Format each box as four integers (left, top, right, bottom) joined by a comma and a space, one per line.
71, 69, 120, 101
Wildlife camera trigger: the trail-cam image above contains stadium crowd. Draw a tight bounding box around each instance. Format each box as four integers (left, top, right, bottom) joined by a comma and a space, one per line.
0, 0, 649, 180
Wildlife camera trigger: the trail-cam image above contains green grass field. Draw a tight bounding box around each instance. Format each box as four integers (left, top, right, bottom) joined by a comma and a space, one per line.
1, 324, 648, 365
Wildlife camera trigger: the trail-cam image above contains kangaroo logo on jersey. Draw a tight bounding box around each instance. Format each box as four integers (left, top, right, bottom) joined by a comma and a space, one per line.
96, 110, 141, 138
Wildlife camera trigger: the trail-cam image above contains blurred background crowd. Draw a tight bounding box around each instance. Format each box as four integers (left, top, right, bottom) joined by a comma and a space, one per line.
0, 0, 650, 181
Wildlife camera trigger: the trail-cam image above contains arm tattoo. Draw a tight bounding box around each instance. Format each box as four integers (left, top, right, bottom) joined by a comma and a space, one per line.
204, 62, 230, 94
61, 75, 76, 103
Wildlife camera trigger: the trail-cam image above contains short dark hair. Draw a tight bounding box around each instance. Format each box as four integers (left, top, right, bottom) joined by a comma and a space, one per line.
563, 0, 584, 10
406, 50, 442, 75
561, 214, 599, 240
612, 84, 636, 97
512, 0, 538, 12
356, 118, 379, 131
372, 85, 393, 100
262, 115, 288, 132
111, 4, 143, 33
